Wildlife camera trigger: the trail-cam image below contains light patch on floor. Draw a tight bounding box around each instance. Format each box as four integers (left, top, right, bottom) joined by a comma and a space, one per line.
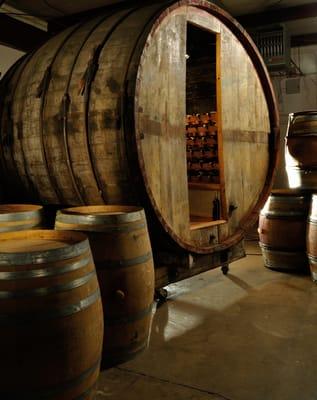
97, 241, 316, 400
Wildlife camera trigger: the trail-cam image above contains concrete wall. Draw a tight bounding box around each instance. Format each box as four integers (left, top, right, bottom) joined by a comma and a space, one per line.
0, 44, 25, 79
271, 45, 317, 188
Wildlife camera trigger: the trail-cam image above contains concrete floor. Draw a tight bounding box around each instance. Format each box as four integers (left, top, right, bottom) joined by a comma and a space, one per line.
96, 241, 317, 400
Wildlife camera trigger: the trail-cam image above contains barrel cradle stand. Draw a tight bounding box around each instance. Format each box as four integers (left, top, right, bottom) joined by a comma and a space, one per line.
0, 1, 279, 288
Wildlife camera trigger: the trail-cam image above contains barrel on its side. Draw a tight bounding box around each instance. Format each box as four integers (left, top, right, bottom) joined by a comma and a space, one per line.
0, 1, 279, 256
285, 111, 317, 189
0, 204, 43, 232
306, 194, 317, 282
55, 205, 155, 369
258, 189, 310, 271
0, 229, 103, 399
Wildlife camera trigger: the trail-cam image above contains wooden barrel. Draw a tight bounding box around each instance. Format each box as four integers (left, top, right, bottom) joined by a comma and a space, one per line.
0, 229, 103, 399
258, 189, 310, 271
306, 194, 317, 282
0, 204, 43, 232
55, 205, 155, 369
0, 1, 279, 255
285, 111, 317, 189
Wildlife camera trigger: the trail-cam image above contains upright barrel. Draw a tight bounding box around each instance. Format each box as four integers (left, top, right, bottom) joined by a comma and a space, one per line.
0, 229, 103, 399
0, 204, 43, 232
285, 111, 317, 189
258, 189, 310, 271
307, 194, 317, 281
55, 205, 155, 368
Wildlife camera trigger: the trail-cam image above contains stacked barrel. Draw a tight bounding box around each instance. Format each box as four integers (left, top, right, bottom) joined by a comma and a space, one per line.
259, 111, 317, 282
186, 112, 219, 184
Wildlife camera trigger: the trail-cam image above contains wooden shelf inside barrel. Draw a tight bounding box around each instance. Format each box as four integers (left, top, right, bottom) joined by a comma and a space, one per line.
190, 216, 227, 230
188, 182, 221, 191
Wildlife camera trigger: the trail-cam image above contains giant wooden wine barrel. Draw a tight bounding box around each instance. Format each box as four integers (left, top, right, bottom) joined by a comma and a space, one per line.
55, 205, 155, 368
285, 111, 317, 189
258, 189, 310, 271
0, 0, 279, 255
0, 229, 103, 399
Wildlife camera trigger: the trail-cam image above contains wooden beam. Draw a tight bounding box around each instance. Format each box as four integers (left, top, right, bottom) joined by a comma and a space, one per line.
0, 14, 50, 51
238, 2, 317, 27
291, 33, 317, 48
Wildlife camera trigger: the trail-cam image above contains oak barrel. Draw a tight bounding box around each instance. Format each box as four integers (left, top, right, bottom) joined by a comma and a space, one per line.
0, 1, 279, 255
285, 111, 317, 189
0, 229, 103, 399
55, 205, 155, 368
0, 204, 43, 232
258, 189, 310, 271
306, 194, 317, 282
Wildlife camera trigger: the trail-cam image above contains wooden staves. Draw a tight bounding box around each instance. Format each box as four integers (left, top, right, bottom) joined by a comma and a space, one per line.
55, 205, 155, 369
0, 1, 279, 255
259, 189, 310, 271
285, 111, 317, 189
0, 229, 103, 399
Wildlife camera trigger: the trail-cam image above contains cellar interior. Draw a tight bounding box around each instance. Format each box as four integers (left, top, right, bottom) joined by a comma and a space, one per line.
186, 23, 226, 229
0, 0, 316, 399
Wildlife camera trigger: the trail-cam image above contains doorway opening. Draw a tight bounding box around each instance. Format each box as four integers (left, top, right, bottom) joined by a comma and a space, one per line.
186, 23, 227, 230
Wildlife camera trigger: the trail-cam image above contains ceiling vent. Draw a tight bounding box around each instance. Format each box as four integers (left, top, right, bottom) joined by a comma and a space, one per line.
251, 25, 291, 72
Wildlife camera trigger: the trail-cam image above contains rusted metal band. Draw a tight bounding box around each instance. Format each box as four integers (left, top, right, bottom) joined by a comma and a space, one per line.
0, 208, 42, 222
0, 270, 96, 299
259, 243, 306, 257
0, 288, 101, 324
260, 210, 307, 218
104, 302, 153, 326
0, 255, 91, 280
95, 251, 152, 269
0, 238, 90, 265
56, 220, 146, 233
0, 221, 42, 233
56, 208, 145, 225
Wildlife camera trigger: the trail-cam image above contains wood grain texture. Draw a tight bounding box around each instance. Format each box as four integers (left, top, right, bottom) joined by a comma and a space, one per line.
0, 0, 278, 255
55, 206, 155, 369
0, 229, 103, 399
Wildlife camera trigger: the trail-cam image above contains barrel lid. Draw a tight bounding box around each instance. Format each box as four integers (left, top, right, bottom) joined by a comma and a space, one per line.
56, 205, 145, 226
0, 230, 89, 265
0, 204, 43, 221
0, 204, 42, 213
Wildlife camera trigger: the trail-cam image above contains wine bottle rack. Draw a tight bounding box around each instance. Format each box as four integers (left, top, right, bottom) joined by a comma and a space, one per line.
186, 112, 220, 187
